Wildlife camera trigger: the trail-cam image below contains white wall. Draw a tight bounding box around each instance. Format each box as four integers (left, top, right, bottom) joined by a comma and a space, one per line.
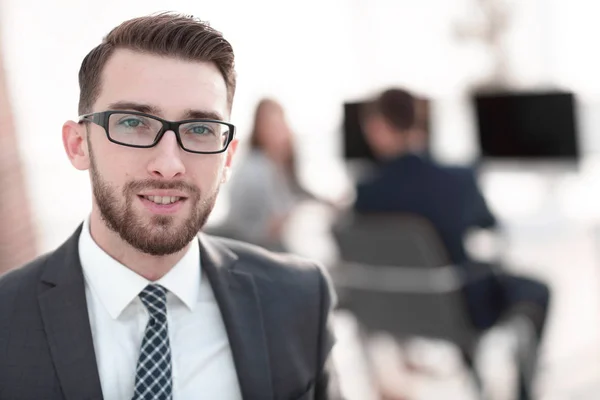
0, 0, 361, 250
2, 0, 600, 252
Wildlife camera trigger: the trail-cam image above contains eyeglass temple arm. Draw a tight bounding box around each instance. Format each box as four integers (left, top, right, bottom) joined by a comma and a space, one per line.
78, 113, 100, 124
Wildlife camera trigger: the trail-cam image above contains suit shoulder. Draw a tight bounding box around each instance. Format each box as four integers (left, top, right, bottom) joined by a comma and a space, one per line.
0, 253, 49, 294
216, 236, 323, 275
440, 164, 475, 178
209, 236, 332, 296
434, 164, 476, 186
0, 253, 50, 336
211, 236, 336, 316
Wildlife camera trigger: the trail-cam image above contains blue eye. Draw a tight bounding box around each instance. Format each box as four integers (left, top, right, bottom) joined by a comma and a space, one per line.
188, 125, 212, 135
120, 118, 143, 128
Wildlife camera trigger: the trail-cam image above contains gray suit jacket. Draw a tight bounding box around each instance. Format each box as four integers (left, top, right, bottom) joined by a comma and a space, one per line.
0, 226, 339, 400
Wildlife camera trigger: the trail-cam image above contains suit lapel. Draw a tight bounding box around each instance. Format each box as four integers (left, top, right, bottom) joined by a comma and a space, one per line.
38, 226, 103, 400
199, 234, 274, 400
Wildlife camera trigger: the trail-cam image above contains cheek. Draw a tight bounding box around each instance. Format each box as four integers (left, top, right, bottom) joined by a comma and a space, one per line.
94, 161, 131, 192
91, 143, 139, 188
188, 157, 226, 190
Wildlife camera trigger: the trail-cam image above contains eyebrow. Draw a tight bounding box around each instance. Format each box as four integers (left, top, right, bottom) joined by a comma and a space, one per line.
108, 101, 159, 115
107, 101, 225, 121
181, 109, 224, 121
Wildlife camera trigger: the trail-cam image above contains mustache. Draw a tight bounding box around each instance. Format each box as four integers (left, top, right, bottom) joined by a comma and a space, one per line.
124, 179, 200, 197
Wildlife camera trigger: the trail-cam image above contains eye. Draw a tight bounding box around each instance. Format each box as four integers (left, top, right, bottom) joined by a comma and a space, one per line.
119, 118, 144, 128
187, 124, 213, 135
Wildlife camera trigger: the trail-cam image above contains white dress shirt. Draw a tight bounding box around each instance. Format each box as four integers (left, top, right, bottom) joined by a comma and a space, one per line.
78, 218, 242, 400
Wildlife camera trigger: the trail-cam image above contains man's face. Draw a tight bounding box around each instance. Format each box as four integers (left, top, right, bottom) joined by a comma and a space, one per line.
76, 49, 236, 255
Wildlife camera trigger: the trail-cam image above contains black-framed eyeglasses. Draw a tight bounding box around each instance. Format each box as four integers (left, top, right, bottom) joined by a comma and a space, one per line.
78, 110, 236, 154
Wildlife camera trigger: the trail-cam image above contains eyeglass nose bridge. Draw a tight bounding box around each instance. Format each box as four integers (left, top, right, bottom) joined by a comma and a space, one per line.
153, 120, 186, 149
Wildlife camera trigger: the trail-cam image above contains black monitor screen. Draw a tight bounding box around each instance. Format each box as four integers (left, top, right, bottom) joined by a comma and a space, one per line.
474, 91, 579, 160
343, 102, 375, 160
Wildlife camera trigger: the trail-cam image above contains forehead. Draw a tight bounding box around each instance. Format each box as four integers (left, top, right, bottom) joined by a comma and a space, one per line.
94, 48, 229, 119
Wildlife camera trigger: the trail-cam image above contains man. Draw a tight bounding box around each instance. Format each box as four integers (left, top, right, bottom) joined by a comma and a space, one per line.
0, 13, 338, 400
355, 89, 497, 264
353, 88, 550, 400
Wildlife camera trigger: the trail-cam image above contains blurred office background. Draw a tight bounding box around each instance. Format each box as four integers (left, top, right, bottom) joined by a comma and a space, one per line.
3, 0, 600, 399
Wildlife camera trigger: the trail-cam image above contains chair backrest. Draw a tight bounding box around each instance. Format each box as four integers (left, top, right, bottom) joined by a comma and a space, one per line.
333, 212, 450, 268
331, 213, 479, 350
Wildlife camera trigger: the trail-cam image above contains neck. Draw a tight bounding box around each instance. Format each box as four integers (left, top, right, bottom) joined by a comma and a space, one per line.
378, 145, 409, 161
88, 209, 190, 281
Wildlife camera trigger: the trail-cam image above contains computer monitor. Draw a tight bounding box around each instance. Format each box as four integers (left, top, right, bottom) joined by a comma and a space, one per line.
473, 91, 580, 161
343, 102, 375, 160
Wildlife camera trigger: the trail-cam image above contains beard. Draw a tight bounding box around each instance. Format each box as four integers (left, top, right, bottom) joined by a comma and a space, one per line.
88, 143, 219, 256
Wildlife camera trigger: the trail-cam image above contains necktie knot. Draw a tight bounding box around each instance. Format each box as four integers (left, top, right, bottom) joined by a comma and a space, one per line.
139, 284, 168, 322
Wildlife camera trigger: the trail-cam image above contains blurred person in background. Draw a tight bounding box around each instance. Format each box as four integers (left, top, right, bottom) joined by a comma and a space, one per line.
0, 13, 339, 400
409, 95, 430, 158
353, 87, 550, 400
356, 88, 497, 264
222, 98, 317, 251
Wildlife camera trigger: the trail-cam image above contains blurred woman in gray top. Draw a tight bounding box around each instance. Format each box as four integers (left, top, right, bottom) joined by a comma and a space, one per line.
224, 99, 310, 251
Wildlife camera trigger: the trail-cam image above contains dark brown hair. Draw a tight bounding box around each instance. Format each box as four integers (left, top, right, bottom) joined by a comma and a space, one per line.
78, 12, 236, 115
363, 88, 416, 132
249, 98, 299, 183
249, 99, 281, 148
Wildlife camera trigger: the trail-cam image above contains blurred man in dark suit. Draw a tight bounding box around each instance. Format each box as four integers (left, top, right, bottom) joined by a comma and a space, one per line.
355, 91, 496, 264
354, 88, 550, 400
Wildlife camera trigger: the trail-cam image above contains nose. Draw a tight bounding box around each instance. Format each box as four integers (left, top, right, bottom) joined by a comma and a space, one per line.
146, 131, 186, 179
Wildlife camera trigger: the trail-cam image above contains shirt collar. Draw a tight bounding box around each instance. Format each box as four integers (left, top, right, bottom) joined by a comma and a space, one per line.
78, 217, 201, 319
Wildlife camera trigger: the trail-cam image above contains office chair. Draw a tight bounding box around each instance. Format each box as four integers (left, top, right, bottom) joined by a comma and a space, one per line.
330, 213, 528, 398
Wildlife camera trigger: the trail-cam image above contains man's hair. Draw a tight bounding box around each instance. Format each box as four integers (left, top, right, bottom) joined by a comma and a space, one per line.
362, 88, 416, 132
78, 12, 236, 115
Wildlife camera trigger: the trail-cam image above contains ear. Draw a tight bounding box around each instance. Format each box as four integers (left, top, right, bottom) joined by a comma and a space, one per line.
62, 120, 90, 171
221, 138, 238, 183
